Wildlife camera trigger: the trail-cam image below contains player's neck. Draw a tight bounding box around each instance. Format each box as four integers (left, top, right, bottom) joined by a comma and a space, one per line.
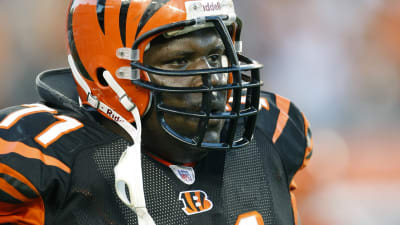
96, 113, 134, 144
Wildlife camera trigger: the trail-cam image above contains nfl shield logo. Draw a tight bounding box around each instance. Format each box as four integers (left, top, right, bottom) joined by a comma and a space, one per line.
169, 165, 195, 185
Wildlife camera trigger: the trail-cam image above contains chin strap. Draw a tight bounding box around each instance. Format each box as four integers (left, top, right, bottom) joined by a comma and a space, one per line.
68, 55, 156, 225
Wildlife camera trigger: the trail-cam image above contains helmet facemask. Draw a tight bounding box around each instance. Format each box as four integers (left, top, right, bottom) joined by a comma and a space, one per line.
117, 16, 263, 151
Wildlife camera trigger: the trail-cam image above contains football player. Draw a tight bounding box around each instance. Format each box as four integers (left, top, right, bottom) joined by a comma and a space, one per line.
0, 0, 313, 224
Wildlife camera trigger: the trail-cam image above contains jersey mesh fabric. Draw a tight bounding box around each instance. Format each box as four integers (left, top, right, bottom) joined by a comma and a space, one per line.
93, 138, 189, 225
85, 132, 278, 225
221, 131, 277, 225
93, 138, 133, 224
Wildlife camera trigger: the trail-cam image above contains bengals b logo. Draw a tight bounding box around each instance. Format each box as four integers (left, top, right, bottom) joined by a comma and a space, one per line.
179, 190, 213, 215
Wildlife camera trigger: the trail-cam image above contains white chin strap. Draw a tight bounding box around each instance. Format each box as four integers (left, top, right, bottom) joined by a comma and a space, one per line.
68, 55, 156, 225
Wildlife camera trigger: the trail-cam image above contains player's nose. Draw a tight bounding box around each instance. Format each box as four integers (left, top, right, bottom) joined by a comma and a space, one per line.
188, 58, 228, 87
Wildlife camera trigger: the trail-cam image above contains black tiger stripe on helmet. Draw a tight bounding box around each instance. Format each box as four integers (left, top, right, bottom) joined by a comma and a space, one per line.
97, 0, 107, 34
68, 0, 92, 80
135, 0, 172, 39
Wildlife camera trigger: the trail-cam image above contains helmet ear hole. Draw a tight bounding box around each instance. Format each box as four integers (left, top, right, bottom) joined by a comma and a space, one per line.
96, 67, 109, 87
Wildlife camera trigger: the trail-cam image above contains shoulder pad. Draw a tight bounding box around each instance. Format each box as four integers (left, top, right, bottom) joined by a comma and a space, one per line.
0, 103, 118, 211
257, 91, 313, 182
35, 68, 81, 112
0, 103, 117, 166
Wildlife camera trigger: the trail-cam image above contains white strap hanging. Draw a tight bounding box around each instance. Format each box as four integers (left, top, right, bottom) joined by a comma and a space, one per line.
68, 55, 155, 225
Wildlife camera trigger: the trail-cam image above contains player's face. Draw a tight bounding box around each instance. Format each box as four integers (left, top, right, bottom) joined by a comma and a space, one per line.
142, 28, 228, 162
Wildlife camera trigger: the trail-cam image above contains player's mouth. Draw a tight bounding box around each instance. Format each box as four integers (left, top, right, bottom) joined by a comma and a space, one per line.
163, 110, 225, 142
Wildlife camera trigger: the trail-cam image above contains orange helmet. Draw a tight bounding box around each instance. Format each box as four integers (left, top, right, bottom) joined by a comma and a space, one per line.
67, 0, 263, 149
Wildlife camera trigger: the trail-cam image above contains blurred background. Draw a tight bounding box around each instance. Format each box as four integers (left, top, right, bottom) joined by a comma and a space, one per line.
1, 0, 399, 224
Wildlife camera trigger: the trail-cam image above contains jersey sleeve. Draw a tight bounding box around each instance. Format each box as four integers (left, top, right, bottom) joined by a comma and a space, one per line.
258, 91, 313, 181
0, 104, 78, 224
257, 91, 313, 225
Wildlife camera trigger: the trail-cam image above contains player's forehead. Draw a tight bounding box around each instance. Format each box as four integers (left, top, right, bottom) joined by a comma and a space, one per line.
150, 28, 223, 49
143, 28, 225, 65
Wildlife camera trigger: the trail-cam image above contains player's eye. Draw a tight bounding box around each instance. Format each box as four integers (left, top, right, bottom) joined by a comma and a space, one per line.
162, 58, 189, 70
207, 54, 223, 67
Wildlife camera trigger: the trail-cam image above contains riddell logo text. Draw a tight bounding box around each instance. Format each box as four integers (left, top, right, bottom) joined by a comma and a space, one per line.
202, 2, 221, 11
107, 109, 124, 122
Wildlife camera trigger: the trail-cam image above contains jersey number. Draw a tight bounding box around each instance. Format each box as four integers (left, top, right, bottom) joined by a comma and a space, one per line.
235, 211, 264, 225
0, 104, 83, 148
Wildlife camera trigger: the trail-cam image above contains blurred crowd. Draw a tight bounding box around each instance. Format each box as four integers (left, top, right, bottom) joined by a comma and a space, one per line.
0, 0, 69, 106
1, 0, 399, 225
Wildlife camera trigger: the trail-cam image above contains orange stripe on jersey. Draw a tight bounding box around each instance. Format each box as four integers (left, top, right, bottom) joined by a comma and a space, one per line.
0, 163, 44, 225
0, 178, 32, 202
0, 163, 40, 196
0, 138, 71, 174
272, 95, 291, 143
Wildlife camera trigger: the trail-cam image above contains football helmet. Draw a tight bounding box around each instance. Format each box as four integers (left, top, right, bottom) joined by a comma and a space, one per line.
67, 0, 263, 150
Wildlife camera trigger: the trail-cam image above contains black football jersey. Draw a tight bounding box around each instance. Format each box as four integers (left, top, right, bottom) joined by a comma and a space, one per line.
0, 68, 312, 225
